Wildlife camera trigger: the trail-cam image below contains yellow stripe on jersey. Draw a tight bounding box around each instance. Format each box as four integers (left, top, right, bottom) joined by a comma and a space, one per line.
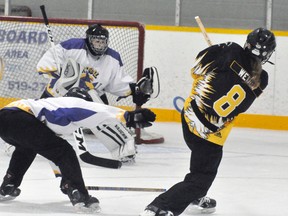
5, 101, 33, 115
37, 66, 58, 73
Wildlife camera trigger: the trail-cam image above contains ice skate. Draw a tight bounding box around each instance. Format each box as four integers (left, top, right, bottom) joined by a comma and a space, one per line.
66, 183, 101, 213
185, 196, 216, 214
72, 192, 101, 214
0, 184, 21, 201
0, 172, 21, 202
140, 205, 174, 216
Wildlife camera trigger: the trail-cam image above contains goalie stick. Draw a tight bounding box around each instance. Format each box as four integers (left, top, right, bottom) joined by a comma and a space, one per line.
40, 5, 61, 73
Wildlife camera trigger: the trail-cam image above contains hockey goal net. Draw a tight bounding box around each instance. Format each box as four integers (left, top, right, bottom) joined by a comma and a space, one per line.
0, 16, 164, 144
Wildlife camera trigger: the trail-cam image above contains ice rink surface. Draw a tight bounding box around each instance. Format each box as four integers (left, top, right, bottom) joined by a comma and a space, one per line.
1, 122, 288, 216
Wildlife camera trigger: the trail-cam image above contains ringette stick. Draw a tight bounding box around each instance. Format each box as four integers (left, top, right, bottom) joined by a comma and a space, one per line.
194, 16, 213, 46
86, 186, 166, 192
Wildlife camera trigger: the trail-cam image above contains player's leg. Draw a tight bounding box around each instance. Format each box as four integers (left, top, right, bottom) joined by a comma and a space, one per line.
0, 109, 37, 201
0, 147, 36, 201
0, 109, 100, 212
29, 118, 100, 212
140, 112, 221, 216
181, 111, 221, 214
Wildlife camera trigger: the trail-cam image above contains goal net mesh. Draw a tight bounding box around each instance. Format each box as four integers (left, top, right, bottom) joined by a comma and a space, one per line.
0, 17, 144, 109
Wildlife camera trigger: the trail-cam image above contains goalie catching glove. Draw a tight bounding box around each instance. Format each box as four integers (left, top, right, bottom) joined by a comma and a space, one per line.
124, 109, 156, 128
130, 67, 157, 106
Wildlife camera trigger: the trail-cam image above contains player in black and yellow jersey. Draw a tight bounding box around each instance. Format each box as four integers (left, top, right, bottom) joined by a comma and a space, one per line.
140, 28, 276, 216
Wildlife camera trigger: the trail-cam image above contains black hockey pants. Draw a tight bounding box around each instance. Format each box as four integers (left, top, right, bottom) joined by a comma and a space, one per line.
0, 109, 88, 195
149, 110, 223, 215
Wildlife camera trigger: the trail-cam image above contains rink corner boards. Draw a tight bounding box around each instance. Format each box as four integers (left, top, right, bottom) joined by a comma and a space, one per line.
151, 108, 288, 131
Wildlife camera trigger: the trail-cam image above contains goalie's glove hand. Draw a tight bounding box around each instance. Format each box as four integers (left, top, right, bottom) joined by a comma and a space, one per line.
130, 83, 150, 106
138, 67, 154, 95
124, 108, 156, 128
130, 66, 156, 106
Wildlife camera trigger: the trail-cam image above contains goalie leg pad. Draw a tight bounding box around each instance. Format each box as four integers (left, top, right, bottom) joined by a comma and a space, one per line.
90, 120, 136, 163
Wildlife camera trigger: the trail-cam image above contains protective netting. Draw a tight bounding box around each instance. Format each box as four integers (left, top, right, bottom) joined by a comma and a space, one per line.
0, 17, 144, 109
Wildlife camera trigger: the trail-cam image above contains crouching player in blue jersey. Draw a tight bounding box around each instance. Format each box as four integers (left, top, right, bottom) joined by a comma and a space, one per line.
0, 88, 156, 213
140, 28, 276, 216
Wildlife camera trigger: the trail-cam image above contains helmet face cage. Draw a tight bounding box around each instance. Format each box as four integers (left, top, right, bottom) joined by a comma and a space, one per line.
245, 27, 276, 64
86, 24, 109, 56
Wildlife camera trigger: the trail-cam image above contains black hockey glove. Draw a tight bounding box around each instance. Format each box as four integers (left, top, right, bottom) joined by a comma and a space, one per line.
129, 83, 150, 106
129, 67, 155, 106
124, 108, 156, 128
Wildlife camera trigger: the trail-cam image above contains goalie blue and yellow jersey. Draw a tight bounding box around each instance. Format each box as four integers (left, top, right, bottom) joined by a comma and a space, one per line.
183, 42, 268, 146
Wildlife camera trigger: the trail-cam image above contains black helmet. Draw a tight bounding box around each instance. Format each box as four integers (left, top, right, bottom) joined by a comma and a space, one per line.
64, 87, 93, 102
244, 27, 276, 64
86, 24, 109, 56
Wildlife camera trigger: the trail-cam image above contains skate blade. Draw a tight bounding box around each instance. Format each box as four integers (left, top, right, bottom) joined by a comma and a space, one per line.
74, 202, 101, 214
0, 194, 17, 202
185, 206, 216, 214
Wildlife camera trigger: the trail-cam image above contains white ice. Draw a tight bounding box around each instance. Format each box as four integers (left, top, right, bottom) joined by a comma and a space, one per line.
1, 122, 288, 216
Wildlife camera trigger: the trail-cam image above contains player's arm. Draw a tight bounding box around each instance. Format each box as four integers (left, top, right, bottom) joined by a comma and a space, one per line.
65, 87, 156, 129
192, 42, 236, 78
36, 44, 64, 77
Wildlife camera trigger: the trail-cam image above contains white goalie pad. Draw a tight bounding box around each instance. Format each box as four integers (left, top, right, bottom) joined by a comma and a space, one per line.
52, 58, 81, 96
90, 119, 136, 161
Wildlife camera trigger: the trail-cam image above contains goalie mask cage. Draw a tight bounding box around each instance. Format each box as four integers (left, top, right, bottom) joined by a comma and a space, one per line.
0, 16, 150, 143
